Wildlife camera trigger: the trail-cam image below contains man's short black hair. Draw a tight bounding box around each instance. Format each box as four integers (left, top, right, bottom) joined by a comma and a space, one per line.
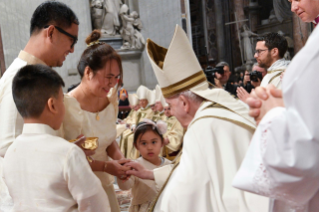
12, 64, 65, 118
30, 1, 79, 35
256, 32, 288, 58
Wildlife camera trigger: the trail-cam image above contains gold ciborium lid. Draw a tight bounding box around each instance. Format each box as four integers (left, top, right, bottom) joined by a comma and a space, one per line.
81, 137, 99, 151
68, 137, 99, 163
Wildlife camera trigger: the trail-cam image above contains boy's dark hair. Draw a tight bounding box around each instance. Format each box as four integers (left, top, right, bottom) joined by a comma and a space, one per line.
256, 32, 288, 58
133, 121, 164, 146
12, 64, 65, 118
30, 1, 79, 36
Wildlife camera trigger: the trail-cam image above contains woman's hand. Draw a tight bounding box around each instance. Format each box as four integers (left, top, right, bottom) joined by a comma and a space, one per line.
105, 159, 131, 180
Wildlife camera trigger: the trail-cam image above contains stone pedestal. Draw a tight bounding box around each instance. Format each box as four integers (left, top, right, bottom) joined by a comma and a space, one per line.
117, 50, 143, 92
100, 36, 123, 50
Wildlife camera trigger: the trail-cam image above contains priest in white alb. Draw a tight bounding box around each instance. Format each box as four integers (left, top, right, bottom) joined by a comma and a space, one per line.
126, 25, 269, 212
233, 15, 319, 212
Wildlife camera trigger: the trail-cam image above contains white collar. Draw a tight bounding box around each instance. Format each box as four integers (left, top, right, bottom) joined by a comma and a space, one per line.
22, 123, 57, 136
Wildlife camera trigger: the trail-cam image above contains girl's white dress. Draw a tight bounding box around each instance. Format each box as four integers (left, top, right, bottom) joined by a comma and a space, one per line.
118, 157, 171, 212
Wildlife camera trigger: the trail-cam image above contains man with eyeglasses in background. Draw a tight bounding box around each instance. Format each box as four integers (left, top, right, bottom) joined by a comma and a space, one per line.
254, 32, 290, 89
0, 1, 80, 210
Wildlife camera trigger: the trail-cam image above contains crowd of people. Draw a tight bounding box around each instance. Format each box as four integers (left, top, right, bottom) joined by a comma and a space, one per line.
1, 0, 319, 212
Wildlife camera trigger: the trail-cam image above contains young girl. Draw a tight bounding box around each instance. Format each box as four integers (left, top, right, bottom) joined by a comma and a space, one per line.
118, 119, 171, 212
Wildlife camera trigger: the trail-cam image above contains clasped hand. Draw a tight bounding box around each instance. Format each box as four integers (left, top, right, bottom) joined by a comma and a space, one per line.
246, 84, 284, 125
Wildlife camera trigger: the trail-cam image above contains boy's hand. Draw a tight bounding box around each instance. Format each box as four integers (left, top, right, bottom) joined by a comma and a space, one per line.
74, 135, 95, 156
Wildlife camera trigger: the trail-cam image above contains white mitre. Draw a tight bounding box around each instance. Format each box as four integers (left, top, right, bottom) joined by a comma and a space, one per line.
148, 89, 157, 106
155, 84, 166, 107
146, 25, 255, 128
128, 93, 139, 107
136, 85, 150, 100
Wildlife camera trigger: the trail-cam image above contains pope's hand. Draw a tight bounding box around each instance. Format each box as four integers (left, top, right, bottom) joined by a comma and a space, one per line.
74, 135, 95, 156
125, 161, 154, 180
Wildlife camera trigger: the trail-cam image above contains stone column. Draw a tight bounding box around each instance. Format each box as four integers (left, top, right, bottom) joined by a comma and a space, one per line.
233, 0, 246, 29
214, 0, 226, 61
292, 13, 311, 54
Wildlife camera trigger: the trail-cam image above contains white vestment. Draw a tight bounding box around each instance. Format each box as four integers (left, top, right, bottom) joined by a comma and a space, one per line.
0, 51, 46, 211
4, 123, 110, 212
118, 157, 171, 212
233, 23, 319, 212
260, 58, 290, 89
153, 101, 269, 212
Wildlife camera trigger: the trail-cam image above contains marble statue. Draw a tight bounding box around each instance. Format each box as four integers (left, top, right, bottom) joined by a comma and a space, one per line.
90, 0, 105, 30
269, 9, 278, 23
241, 24, 259, 64
90, 0, 122, 36
119, 4, 145, 50
90, 1, 145, 50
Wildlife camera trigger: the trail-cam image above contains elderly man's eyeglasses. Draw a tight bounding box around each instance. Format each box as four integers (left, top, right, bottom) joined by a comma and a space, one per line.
254, 49, 269, 56
44, 25, 78, 48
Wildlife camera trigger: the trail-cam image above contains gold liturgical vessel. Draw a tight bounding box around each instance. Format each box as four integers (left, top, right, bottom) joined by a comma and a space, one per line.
69, 137, 99, 162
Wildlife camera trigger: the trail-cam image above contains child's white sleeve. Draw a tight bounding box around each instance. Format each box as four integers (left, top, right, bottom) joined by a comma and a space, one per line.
117, 176, 135, 190
153, 164, 174, 192
64, 146, 110, 212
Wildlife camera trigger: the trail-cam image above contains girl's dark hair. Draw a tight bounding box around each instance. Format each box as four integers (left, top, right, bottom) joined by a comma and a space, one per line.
133, 121, 164, 146
77, 30, 123, 82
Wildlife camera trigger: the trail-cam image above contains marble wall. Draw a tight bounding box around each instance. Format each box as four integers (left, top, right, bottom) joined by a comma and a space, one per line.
136, 0, 182, 91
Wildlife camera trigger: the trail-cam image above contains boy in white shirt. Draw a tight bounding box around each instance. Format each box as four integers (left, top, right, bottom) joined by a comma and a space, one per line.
3, 64, 110, 212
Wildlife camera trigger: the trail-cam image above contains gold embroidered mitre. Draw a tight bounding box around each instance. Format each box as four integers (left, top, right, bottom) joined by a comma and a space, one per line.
147, 25, 208, 98
147, 25, 256, 128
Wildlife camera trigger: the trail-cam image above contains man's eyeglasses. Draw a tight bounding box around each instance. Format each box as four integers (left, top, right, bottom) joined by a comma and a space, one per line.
254, 49, 269, 56
44, 25, 78, 48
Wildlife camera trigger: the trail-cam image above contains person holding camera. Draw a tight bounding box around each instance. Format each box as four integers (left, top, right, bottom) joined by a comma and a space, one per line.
237, 64, 266, 102
206, 61, 238, 97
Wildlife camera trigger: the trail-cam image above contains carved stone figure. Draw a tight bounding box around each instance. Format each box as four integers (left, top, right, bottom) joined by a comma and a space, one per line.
119, 4, 145, 50
90, 0, 122, 35
241, 24, 258, 64
91, 0, 105, 30
269, 9, 278, 23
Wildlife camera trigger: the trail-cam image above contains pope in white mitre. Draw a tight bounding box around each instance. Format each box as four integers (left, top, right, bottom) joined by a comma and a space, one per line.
126, 25, 269, 212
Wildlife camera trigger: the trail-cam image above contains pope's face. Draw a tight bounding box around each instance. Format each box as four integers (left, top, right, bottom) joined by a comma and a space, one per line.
165, 97, 189, 128
289, 0, 319, 23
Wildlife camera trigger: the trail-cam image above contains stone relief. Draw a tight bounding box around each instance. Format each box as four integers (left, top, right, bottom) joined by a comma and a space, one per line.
90, 0, 145, 50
